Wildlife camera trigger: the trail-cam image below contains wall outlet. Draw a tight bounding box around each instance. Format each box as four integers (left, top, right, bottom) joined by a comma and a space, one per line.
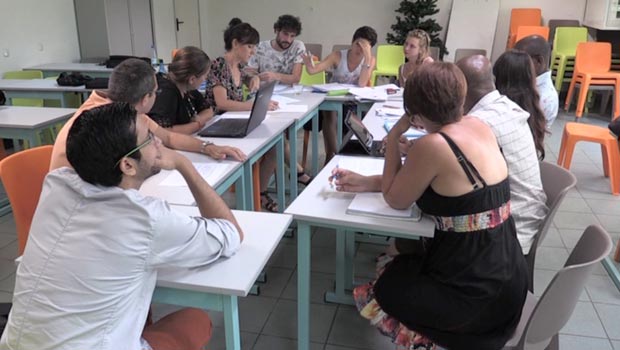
2, 49, 9, 57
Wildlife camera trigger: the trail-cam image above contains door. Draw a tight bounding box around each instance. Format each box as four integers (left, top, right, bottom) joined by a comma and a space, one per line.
174, 0, 201, 49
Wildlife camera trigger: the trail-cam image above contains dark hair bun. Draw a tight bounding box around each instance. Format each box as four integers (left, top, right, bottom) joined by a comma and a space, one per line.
228, 18, 242, 29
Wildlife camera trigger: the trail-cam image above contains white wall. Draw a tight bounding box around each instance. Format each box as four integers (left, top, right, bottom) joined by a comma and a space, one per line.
0, 0, 80, 77
199, 0, 453, 58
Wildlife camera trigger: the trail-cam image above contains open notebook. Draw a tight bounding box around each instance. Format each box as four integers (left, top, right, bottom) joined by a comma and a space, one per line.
346, 192, 422, 221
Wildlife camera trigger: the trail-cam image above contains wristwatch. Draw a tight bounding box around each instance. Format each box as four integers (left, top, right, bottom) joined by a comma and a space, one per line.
363, 63, 371, 69
200, 141, 213, 154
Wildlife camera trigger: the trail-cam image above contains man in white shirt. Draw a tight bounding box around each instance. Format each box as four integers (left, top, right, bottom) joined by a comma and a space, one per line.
514, 35, 559, 127
0, 103, 243, 350
247, 14, 306, 84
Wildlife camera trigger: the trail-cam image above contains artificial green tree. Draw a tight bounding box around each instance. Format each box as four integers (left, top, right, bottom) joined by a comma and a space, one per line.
387, 0, 448, 58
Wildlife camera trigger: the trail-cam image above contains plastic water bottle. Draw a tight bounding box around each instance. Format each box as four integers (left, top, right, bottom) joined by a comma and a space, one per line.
151, 45, 158, 67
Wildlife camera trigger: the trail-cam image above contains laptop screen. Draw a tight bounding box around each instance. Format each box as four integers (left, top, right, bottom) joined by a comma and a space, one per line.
244, 80, 277, 134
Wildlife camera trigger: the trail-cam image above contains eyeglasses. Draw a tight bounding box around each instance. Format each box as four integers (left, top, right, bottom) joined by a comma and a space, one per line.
114, 130, 154, 168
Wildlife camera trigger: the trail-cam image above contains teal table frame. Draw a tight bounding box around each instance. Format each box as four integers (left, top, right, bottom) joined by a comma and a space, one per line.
318, 98, 374, 150
243, 133, 286, 212
152, 288, 242, 350
602, 257, 620, 291
286, 107, 320, 200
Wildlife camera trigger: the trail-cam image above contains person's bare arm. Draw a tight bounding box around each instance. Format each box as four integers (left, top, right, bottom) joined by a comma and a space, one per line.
356, 39, 375, 87
259, 63, 303, 84
145, 115, 246, 161
381, 116, 436, 209
302, 51, 338, 75
212, 85, 254, 111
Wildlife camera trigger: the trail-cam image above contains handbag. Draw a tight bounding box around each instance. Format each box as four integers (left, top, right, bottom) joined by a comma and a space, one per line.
56, 72, 93, 87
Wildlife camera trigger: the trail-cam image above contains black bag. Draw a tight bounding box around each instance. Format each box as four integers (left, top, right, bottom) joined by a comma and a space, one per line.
104, 55, 150, 68
0, 90, 5, 105
85, 78, 109, 89
56, 72, 93, 87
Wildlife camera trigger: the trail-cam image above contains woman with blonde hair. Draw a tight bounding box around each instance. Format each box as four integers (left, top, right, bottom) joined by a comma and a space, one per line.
398, 29, 434, 86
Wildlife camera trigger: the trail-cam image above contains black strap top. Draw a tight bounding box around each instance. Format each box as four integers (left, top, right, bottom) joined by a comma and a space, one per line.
438, 132, 487, 190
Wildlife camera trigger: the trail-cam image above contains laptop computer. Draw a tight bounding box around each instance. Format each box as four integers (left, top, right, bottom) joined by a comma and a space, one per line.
338, 110, 385, 157
199, 80, 276, 138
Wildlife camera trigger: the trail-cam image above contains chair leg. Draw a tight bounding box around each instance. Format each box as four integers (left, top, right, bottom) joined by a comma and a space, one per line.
561, 138, 578, 170
302, 130, 310, 171
544, 333, 559, 350
575, 80, 590, 118
557, 128, 568, 166
605, 141, 620, 195
565, 79, 577, 111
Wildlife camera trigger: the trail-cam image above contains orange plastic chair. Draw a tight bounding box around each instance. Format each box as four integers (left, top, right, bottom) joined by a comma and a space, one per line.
0, 145, 53, 255
507, 8, 542, 49
557, 122, 620, 195
515, 25, 550, 43
564, 42, 620, 119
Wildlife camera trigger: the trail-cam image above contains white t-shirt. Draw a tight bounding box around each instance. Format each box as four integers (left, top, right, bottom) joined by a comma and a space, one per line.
248, 39, 306, 74
536, 70, 559, 127
0, 168, 241, 350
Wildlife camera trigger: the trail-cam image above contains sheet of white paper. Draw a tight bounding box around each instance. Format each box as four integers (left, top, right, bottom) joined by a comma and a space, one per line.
269, 104, 308, 113
217, 111, 250, 119
349, 87, 388, 101
312, 83, 356, 92
271, 95, 300, 105
160, 163, 228, 186
336, 157, 385, 176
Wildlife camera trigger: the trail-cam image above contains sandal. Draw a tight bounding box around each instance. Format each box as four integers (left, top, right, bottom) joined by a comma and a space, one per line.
297, 171, 314, 186
260, 191, 278, 212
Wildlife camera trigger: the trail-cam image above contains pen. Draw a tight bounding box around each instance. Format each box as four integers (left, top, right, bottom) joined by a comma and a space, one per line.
330, 164, 340, 188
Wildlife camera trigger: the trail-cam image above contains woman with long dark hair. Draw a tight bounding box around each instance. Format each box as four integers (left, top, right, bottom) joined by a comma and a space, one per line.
493, 50, 547, 159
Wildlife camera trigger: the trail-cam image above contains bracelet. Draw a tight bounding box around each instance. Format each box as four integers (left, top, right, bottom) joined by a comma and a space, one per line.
200, 141, 213, 154
362, 63, 371, 69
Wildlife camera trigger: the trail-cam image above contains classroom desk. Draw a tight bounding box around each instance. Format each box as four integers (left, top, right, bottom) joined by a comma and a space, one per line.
268, 92, 324, 199
142, 117, 292, 211
24, 62, 113, 78
153, 207, 292, 350
285, 155, 435, 350
0, 79, 91, 107
0, 106, 75, 146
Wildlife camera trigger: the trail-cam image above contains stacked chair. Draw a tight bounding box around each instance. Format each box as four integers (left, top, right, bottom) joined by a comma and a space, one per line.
550, 27, 588, 92
506, 8, 542, 49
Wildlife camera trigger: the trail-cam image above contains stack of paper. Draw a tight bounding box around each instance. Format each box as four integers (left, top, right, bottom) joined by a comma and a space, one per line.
346, 192, 422, 221
312, 83, 356, 95
269, 95, 308, 113
160, 163, 229, 186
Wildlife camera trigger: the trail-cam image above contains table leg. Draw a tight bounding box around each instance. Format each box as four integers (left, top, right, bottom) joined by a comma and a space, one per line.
223, 296, 241, 350
235, 171, 247, 211
312, 111, 319, 175
287, 125, 299, 202
325, 228, 355, 305
345, 230, 356, 291
297, 221, 311, 350
336, 108, 343, 150
602, 256, 620, 292
243, 163, 254, 211
275, 136, 285, 212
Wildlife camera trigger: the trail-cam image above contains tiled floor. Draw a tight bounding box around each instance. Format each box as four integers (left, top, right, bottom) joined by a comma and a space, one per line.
0, 109, 619, 349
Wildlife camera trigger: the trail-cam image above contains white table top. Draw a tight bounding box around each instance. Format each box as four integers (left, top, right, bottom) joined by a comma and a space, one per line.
24, 62, 112, 73
269, 92, 325, 122
0, 79, 91, 92
156, 207, 292, 297
285, 155, 435, 238
0, 106, 76, 128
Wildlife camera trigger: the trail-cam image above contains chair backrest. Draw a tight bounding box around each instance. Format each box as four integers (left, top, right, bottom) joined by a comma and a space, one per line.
304, 43, 323, 60
575, 42, 611, 74
510, 8, 542, 35
375, 45, 405, 71
525, 162, 577, 291
548, 19, 580, 45
453, 48, 487, 63
2, 70, 44, 107
515, 26, 550, 43
429, 46, 440, 61
0, 145, 53, 255
300, 64, 326, 86
517, 224, 612, 349
553, 27, 588, 56
331, 44, 350, 53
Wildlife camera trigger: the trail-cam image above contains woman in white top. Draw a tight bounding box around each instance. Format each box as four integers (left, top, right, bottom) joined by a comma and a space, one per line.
398, 29, 434, 87
302, 26, 377, 163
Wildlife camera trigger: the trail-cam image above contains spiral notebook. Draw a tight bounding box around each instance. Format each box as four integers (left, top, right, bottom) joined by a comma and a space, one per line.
346, 192, 422, 221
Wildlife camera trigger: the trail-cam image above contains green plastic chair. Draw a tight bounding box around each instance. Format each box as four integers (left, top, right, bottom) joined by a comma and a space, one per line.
2, 70, 44, 107
300, 64, 325, 86
371, 45, 404, 86
550, 27, 588, 92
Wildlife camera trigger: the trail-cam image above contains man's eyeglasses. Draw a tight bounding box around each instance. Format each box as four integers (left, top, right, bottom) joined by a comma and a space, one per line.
114, 131, 154, 168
